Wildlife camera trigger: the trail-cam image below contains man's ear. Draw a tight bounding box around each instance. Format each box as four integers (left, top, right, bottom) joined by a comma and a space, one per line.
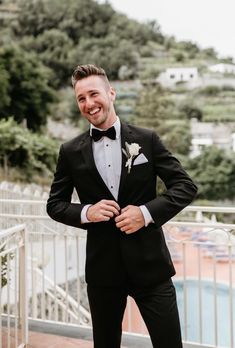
110, 87, 116, 102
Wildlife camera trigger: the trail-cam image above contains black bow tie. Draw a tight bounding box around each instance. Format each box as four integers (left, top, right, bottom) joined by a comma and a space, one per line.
91, 126, 116, 142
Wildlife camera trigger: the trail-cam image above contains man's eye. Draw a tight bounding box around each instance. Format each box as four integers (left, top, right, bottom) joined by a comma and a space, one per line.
92, 92, 98, 96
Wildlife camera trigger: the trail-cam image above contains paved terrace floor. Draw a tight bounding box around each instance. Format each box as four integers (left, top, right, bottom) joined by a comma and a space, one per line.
2, 321, 152, 348
13, 331, 93, 348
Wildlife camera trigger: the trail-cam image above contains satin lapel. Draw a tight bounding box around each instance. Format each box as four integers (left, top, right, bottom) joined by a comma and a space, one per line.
80, 132, 116, 200
118, 122, 134, 200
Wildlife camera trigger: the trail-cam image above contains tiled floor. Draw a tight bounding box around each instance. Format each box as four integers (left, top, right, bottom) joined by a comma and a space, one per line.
2, 328, 92, 348
2, 329, 128, 348
27, 331, 93, 348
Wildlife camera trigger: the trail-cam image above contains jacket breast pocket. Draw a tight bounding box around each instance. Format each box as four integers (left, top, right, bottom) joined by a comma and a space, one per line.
130, 162, 152, 182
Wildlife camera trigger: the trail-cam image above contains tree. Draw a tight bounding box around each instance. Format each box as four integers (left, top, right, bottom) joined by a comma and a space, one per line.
157, 120, 191, 155
134, 84, 175, 128
177, 40, 200, 57
73, 35, 139, 80
108, 14, 163, 46
202, 47, 217, 59
179, 102, 203, 121
13, 0, 70, 36
0, 45, 56, 131
186, 147, 235, 200
14, 0, 163, 52
14, 0, 114, 41
0, 64, 10, 110
145, 20, 164, 44
174, 51, 185, 62
0, 117, 58, 178
164, 35, 177, 50
199, 85, 220, 96
20, 29, 75, 87
134, 84, 191, 154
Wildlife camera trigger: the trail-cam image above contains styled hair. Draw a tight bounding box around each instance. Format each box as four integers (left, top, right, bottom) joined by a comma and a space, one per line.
71, 64, 109, 88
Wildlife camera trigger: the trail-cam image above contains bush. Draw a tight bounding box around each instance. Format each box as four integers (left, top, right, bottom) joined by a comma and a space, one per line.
179, 103, 203, 121
174, 52, 185, 62
0, 45, 56, 131
221, 85, 235, 92
0, 118, 58, 179
199, 85, 220, 96
186, 146, 235, 200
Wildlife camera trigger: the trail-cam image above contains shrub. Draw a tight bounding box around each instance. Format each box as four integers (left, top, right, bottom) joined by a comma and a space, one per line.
0, 118, 58, 179
199, 85, 220, 96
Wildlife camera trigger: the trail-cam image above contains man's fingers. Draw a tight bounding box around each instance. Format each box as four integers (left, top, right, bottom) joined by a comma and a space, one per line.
101, 209, 114, 218
102, 205, 119, 216
101, 199, 120, 211
115, 214, 123, 223
115, 205, 145, 234
87, 199, 121, 222
101, 200, 120, 216
116, 218, 128, 228
121, 206, 129, 213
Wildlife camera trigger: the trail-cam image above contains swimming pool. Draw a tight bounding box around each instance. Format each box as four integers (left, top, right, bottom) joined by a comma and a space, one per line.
174, 279, 235, 347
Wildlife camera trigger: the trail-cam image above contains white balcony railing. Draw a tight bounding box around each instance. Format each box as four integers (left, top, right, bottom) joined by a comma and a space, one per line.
0, 224, 28, 348
0, 199, 235, 348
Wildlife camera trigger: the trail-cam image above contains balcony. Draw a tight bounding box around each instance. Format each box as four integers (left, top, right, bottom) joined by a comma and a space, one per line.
0, 199, 234, 348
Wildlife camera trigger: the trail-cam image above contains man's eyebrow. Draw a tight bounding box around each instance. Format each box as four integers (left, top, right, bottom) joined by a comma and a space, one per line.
77, 89, 99, 99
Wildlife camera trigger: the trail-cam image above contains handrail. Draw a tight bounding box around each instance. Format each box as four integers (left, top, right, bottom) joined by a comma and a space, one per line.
0, 213, 234, 231
32, 266, 91, 323
183, 205, 235, 213
167, 221, 235, 229
0, 201, 235, 347
0, 199, 46, 204
0, 224, 26, 238
1, 199, 235, 213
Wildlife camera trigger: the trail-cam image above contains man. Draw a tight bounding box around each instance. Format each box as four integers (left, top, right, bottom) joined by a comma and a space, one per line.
47, 64, 197, 348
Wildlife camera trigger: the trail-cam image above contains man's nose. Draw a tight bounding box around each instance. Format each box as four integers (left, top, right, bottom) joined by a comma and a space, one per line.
86, 97, 94, 109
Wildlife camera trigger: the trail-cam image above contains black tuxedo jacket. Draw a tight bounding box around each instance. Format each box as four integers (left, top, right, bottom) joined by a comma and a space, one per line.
47, 122, 197, 287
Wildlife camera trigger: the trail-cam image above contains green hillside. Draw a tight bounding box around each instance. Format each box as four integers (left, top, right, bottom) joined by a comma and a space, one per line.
0, 0, 235, 201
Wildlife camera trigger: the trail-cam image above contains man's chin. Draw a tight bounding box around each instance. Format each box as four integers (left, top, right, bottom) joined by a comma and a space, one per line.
90, 116, 106, 127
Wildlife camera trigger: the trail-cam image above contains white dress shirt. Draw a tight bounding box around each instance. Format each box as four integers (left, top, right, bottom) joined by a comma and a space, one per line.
81, 117, 153, 226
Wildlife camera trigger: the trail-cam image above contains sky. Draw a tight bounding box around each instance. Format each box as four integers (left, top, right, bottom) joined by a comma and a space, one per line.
98, 0, 235, 60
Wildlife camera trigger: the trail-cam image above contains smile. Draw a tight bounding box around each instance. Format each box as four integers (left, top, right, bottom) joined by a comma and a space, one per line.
89, 108, 101, 115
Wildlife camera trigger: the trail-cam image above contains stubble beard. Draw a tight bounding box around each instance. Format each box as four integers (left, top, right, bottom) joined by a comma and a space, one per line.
90, 105, 112, 129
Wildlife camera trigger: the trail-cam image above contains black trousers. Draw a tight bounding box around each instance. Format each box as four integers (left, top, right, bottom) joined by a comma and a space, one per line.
87, 279, 183, 348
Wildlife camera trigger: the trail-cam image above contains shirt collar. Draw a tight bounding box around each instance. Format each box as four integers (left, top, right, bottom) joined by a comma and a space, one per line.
89, 116, 121, 139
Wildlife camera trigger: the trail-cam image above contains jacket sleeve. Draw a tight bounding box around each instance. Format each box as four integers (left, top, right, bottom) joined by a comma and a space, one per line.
145, 131, 198, 228
46, 144, 88, 229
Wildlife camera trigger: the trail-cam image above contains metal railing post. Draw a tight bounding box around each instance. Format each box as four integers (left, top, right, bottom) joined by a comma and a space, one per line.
19, 225, 28, 345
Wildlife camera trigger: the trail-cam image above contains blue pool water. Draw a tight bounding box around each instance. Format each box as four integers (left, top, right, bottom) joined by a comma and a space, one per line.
174, 279, 235, 347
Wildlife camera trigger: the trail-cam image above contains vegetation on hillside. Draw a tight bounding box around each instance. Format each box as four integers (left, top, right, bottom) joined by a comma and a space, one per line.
0, 0, 234, 201
133, 84, 191, 155
185, 147, 235, 201
0, 118, 58, 182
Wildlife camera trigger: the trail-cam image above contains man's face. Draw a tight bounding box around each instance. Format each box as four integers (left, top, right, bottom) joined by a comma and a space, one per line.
74, 75, 116, 129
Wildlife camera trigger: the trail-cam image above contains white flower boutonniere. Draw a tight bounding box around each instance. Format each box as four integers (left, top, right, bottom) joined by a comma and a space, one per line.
122, 142, 141, 173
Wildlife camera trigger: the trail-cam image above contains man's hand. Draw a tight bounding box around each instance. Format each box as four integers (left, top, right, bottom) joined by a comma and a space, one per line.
115, 205, 145, 234
87, 199, 120, 223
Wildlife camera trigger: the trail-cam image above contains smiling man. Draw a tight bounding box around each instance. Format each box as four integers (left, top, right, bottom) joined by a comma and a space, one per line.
47, 64, 197, 348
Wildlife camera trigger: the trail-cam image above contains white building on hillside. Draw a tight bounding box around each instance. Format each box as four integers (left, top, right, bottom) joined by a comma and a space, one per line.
190, 118, 235, 157
165, 67, 198, 82
157, 67, 199, 87
208, 63, 235, 75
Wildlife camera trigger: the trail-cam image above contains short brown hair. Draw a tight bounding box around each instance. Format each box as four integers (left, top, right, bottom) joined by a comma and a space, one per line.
71, 64, 109, 88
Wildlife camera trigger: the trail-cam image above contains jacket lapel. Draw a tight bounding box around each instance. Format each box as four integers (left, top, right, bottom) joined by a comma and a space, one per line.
79, 131, 116, 200
118, 122, 135, 201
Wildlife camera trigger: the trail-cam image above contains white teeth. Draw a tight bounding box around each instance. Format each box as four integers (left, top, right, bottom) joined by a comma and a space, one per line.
89, 108, 100, 115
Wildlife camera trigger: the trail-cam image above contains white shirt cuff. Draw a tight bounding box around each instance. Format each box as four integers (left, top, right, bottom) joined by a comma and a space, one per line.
81, 204, 92, 223
139, 205, 154, 227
